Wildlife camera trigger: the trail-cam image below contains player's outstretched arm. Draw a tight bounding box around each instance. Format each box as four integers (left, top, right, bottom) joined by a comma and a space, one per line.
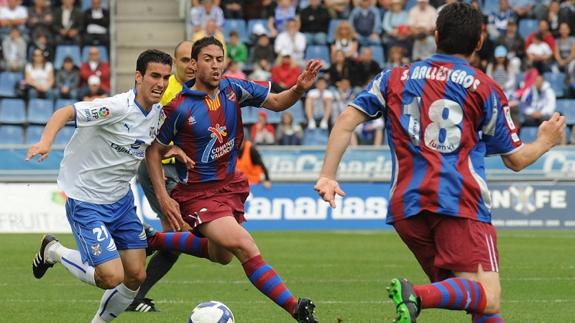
25, 105, 75, 162
315, 106, 369, 208
263, 60, 322, 111
502, 112, 566, 172
146, 141, 186, 231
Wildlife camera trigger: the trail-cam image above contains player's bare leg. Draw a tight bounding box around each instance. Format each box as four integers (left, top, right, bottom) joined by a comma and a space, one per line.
199, 216, 317, 323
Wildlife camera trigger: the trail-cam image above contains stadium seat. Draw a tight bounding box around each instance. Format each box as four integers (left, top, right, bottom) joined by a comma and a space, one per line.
55, 99, 76, 109
305, 45, 330, 68
0, 99, 26, 124
327, 19, 345, 43
405, 0, 417, 10
0, 72, 23, 97
241, 106, 258, 124
519, 127, 538, 143
266, 110, 282, 124
544, 72, 565, 98
289, 100, 306, 125
481, 0, 499, 15
223, 19, 247, 43
518, 19, 538, 39
82, 46, 109, 63
566, 126, 571, 144
369, 45, 385, 68
557, 99, 575, 125
54, 45, 82, 70
303, 128, 329, 145
54, 126, 75, 145
26, 125, 45, 144
81, 0, 108, 11
27, 99, 54, 124
0, 125, 24, 144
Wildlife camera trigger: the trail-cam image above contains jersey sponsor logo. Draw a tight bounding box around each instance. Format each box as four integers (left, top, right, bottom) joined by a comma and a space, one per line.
491, 184, 568, 215
91, 243, 102, 256
201, 124, 232, 163
111, 139, 146, 158
188, 115, 197, 125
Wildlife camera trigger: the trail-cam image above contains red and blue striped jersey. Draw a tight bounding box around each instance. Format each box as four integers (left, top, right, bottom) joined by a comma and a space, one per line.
351, 54, 523, 224
157, 78, 270, 184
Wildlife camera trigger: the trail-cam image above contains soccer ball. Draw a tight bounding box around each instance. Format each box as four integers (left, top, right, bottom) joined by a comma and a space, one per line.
189, 301, 234, 323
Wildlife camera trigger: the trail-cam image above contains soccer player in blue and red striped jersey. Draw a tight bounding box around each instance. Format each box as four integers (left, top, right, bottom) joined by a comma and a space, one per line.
146, 37, 322, 323
315, 3, 566, 323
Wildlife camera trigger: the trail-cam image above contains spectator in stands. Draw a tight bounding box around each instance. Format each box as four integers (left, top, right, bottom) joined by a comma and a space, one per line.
411, 32, 436, 61
559, 0, 575, 32
83, 0, 109, 47
56, 56, 80, 100
305, 77, 333, 129
191, 18, 226, 48
351, 46, 381, 88
30, 30, 53, 62
548, 0, 561, 38
226, 31, 247, 68
25, 48, 54, 99
527, 32, 553, 73
276, 111, 303, 145
554, 22, 575, 72
352, 118, 384, 146
348, 0, 382, 46
274, 18, 306, 65
53, 0, 83, 44
382, 0, 410, 50
327, 49, 352, 83
497, 19, 526, 63
526, 20, 556, 53
80, 46, 110, 92
249, 58, 272, 82
407, 0, 437, 39
190, 0, 224, 34
223, 60, 246, 79
487, 0, 515, 40
221, 0, 243, 19
330, 21, 358, 59
249, 33, 275, 66
325, 0, 350, 19
0, 0, 27, 38
487, 45, 519, 97
331, 78, 354, 125
383, 45, 408, 71
271, 51, 301, 90
521, 74, 556, 126
243, 0, 275, 20
1, 27, 26, 72
299, 0, 331, 45
251, 110, 276, 145
268, 0, 297, 37
79, 74, 107, 101
27, 0, 53, 41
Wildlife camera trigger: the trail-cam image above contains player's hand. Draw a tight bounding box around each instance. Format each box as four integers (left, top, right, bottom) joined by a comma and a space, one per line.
159, 196, 186, 231
314, 176, 345, 208
164, 145, 195, 169
295, 60, 323, 92
538, 112, 566, 148
26, 140, 52, 162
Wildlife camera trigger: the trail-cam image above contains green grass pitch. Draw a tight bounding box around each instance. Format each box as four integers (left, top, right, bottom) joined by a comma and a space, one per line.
2, 231, 574, 322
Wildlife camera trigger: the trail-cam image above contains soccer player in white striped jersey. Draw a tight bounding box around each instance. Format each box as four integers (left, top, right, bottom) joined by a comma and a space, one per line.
27, 49, 192, 323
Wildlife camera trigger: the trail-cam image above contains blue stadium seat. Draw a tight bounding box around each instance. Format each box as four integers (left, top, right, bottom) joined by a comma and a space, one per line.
518, 19, 538, 39
0, 72, 23, 97
54, 126, 75, 145
566, 126, 572, 144
27, 99, 54, 124
0, 125, 24, 144
557, 99, 575, 125
54, 45, 82, 70
520, 127, 538, 143
82, 46, 109, 63
81, 0, 108, 11
327, 19, 345, 43
26, 125, 45, 144
305, 45, 330, 68
55, 99, 76, 109
223, 19, 247, 43
482, 0, 499, 15
266, 110, 282, 124
241, 106, 258, 124
0, 99, 26, 124
405, 0, 417, 10
369, 45, 385, 68
303, 128, 329, 146
544, 72, 565, 98
289, 100, 306, 125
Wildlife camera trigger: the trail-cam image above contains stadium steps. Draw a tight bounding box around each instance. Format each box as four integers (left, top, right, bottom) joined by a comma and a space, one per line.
112, 0, 185, 92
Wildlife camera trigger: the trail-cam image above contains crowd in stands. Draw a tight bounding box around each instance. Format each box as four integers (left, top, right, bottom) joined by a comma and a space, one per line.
0, 0, 109, 144
187, 0, 575, 146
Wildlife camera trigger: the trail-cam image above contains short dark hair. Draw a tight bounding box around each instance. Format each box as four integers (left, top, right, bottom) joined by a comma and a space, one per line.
136, 49, 172, 75
436, 2, 483, 56
191, 36, 225, 60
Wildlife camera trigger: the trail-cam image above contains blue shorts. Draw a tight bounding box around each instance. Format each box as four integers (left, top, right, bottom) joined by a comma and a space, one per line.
65, 190, 147, 266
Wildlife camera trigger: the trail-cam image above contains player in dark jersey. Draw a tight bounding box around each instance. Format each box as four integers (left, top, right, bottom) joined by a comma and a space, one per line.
146, 37, 322, 323
315, 3, 566, 323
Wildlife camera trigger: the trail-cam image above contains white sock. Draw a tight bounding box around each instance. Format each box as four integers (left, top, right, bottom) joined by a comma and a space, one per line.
92, 283, 138, 322
56, 245, 96, 286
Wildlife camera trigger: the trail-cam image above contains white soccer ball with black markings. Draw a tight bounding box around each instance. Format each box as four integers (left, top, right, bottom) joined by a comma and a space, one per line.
189, 301, 234, 323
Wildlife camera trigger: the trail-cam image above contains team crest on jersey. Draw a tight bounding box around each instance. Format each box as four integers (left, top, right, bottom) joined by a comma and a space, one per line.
91, 243, 101, 256
225, 87, 237, 102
